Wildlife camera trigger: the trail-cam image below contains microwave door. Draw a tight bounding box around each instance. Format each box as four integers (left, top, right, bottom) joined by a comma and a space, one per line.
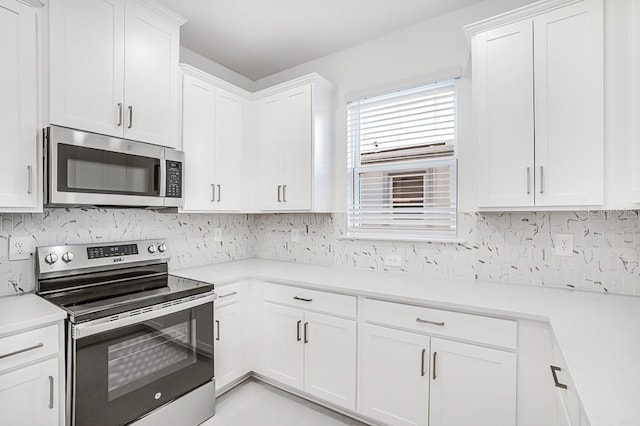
46, 126, 166, 207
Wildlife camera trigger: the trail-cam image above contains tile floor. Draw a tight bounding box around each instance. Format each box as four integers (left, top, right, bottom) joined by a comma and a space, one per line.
201, 379, 367, 426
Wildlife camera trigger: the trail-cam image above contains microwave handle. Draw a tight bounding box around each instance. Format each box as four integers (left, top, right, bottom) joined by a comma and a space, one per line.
159, 159, 167, 197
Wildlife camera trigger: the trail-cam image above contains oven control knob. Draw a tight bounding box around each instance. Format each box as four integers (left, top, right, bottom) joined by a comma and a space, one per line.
44, 253, 58, 264
157, 243, 167, 253
148, 245, 157, 253
62, 252, 74, 263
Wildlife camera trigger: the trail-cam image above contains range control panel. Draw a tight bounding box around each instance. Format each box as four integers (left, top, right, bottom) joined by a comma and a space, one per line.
36, 239, 169, 277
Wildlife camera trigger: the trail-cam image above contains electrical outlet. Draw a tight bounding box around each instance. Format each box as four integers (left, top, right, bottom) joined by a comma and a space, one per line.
214, 228, 223, 242
555, 234, 574, 256
385, 254, 402, 268
291, 229, 300, 243
9, 236, 33, 261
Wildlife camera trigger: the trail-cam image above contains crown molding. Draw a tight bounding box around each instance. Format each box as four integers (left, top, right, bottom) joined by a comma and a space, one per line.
134, 0, 187, 26
252, 73, 335, 100
17, 0, 44, 7
180, 64, 252, 98
463, 0, 585, 37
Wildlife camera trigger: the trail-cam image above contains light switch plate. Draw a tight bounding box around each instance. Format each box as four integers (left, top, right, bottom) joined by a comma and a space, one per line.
555, 234, 574, 256
291, 229, 300, 243
214, 228, 223, 242
9, 236, 33, 261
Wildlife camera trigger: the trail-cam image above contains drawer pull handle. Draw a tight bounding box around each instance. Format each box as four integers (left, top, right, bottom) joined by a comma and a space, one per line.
215, 320, 220, 341
0, 342, 44, 360
416, 317, 445, 327
304, 322, 309, 344
296, 320, 302, 342
48, 376, 54, 409
550, 365, 568, 389
293, 296, 313, 302
420, 348, 426, 377
433, 351, 438, 380
219, 292, 238, 299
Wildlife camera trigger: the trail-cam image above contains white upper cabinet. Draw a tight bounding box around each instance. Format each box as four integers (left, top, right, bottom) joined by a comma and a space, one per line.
181, 66, 246, 212
49, 0, 185, 147
468, 0, 604, 210
0, 0, 39, 210
255, 76, 334, 212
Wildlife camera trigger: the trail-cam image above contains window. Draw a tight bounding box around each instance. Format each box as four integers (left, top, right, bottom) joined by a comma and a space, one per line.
347, 80, 458, 240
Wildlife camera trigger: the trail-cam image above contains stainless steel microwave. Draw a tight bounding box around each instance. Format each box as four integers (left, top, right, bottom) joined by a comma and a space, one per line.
44, 126, 184, 207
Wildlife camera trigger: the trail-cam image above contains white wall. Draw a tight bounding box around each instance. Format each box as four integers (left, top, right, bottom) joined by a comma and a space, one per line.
252, 0, 537, 213
180, 46, 255, 92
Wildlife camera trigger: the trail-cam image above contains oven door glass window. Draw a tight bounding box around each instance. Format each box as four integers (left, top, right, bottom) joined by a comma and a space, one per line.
74, 303, 213, 426
57, 143, 160, 196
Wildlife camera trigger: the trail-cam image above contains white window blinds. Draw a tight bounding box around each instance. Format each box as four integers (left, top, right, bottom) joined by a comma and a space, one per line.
347, 81, 458, 240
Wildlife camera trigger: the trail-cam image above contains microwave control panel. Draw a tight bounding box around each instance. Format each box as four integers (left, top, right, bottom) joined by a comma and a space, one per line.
166, 160, 182, 198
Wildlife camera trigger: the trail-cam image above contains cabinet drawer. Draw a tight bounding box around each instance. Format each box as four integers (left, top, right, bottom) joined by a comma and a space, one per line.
0, 325, 59, 373
215, 282, 241, 306
364, 299, 517, 350
263, 282, 356, 319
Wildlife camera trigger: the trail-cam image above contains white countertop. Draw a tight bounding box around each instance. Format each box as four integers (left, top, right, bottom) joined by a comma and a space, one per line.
0, 293, 66, 337
173, 258, 640, 426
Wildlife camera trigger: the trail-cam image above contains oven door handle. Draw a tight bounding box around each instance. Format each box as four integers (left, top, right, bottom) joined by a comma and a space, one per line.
72, 292, 217, 339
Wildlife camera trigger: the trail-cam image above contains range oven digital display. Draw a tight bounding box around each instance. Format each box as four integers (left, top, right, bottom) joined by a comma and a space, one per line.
87, 244, 139, 259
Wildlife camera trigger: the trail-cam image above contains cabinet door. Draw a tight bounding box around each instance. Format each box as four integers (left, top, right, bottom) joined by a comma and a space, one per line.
49, 0, 125, 137
258, 95, 285, 210
359, 324, 430, 426
261, 303, 304, 390
123, 0, 180, 147
0, 0, 38, 209
303, 312, 356, 410
429, 338, 516, 426
0, 357, 58, 426
182, 75, 216, 211
474, 20, 535, 208
215, 302, 244, 390
213, 89, 243, 211
533, 0, 604, 206
282, 85, 313, 210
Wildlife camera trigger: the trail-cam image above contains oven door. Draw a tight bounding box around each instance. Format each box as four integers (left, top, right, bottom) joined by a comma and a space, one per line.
46, 125, 166, 207
70, 296, 214, 426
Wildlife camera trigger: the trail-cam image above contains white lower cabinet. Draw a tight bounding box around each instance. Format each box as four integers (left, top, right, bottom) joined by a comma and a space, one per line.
429, 338, 516, 426
0, 357, 59, 426
359, 324, 431, 426
215, 302, 244, 390
260, 299, 357, 410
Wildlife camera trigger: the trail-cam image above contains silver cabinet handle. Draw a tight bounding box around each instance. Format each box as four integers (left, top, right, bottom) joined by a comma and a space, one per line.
218, 291, 237, 299
277, 185, 282, 202
421, 348, 426, 377
117, 103, 123, 126
27, 165, 33, 194
283, 184, 287, 202
217, 184, 221, 202
296, 320, 302, 342
526, 166, 531, 195
211, 184, 216, 202
48, 376, 54, 409
416, 317, 445, 327
127, 105, 133, 129
540, 166, 544, 194
550, 365, 567, 389
215, 320, 220, 341
293, 296, 312, 302
433, 351, 438, 380
303, 321, 309, 344
0, 342, 43, 359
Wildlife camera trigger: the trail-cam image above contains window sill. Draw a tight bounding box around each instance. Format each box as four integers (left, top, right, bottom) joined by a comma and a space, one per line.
340, 233, 467, 244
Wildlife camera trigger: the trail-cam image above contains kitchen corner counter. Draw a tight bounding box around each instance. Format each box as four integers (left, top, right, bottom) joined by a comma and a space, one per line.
0, 293, 66, 337
173, 258, 640, 426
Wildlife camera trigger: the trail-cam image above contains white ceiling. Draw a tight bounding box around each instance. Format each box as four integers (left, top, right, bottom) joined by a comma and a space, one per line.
155, 0, 484, 81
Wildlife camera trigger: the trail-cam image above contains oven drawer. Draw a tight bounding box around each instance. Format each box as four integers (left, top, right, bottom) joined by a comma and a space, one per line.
263, 282, 356, 319
0, 324, 59, 373
364, 299, 517, 350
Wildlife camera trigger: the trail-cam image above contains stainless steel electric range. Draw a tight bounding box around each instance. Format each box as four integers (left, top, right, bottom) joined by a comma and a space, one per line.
36, 239, 216, 426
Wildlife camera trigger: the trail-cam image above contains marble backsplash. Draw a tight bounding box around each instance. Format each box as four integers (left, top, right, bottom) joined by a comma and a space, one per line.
252, 211, 640, 297
0, 208, 255, 297
2, 208, 640, 297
